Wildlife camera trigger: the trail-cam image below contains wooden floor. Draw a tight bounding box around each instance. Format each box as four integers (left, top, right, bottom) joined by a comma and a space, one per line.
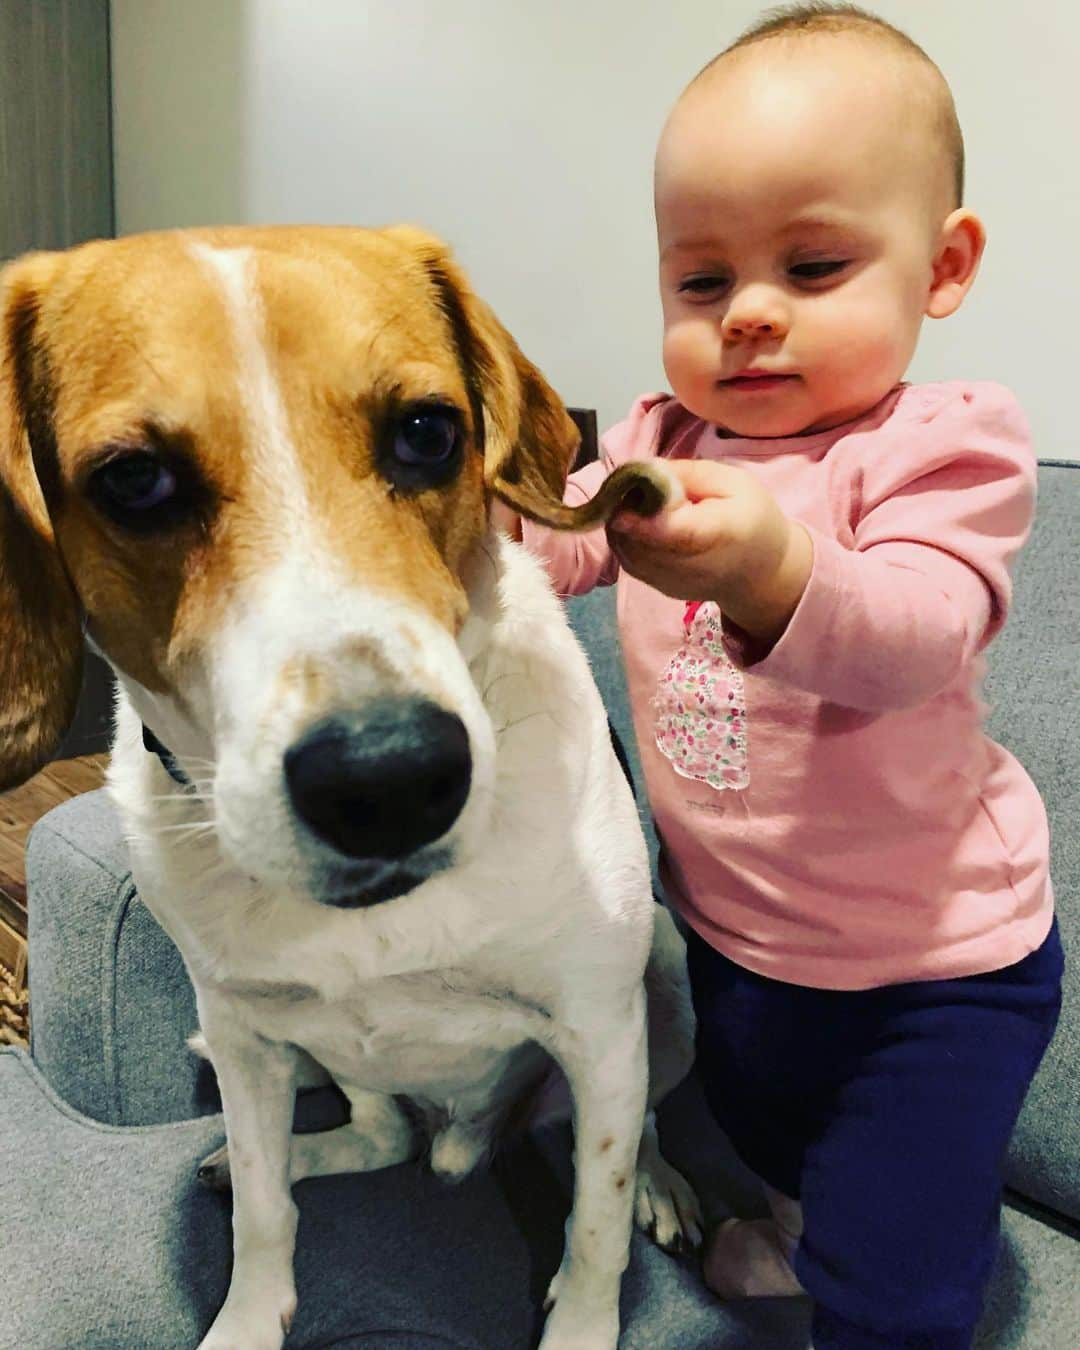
0, 755, 108, 966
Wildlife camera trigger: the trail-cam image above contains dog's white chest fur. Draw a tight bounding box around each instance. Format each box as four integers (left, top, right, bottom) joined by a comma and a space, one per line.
227, 965, 549, 1105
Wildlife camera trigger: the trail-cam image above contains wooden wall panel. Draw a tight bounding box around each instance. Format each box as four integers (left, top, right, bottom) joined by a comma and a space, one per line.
0, 0, 113, 259
1, 0, 115, 757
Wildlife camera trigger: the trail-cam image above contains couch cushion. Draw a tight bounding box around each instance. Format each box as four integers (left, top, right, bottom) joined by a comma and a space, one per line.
4, 1047, 1070, 1349
0, 1047, 549, 1349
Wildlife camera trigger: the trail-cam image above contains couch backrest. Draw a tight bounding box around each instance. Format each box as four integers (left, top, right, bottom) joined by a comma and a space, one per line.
984, 462, 1079, 1221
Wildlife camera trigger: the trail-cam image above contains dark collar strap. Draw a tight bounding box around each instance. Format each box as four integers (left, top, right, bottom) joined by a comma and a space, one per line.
141, 724, 192, 789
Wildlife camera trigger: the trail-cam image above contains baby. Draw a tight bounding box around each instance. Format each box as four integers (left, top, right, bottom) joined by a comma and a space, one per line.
504, 6, 1063, 1348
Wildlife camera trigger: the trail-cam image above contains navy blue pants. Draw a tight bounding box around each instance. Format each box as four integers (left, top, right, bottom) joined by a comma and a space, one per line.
685, 920, 1064, 1349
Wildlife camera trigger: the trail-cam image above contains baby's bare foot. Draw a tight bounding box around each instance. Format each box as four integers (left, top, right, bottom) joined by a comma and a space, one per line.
702, 1217, 805, 1300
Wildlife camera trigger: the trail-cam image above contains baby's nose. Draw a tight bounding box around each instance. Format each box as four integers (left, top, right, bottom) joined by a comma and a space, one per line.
723, 314, 782, 340
721, 290, 789, 342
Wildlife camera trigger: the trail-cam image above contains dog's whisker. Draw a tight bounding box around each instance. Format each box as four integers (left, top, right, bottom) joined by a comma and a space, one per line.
155, 819, 217, 836
495, 708, 559, 735
477, 539, 500, 583
481, 670, 534, 700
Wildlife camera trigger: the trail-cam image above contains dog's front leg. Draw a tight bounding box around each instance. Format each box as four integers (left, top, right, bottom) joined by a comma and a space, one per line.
539, 985, 648, 1350
196, 1000, 300, 1350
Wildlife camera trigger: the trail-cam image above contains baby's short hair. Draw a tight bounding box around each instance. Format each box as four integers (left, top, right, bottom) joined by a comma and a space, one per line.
693, 3, 964, 207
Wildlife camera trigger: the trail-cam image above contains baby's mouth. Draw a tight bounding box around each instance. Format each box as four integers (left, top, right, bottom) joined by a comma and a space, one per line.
719, 370, 800, 392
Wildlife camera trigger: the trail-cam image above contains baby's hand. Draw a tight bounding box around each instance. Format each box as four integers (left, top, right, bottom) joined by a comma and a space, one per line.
608, 459, 812, 646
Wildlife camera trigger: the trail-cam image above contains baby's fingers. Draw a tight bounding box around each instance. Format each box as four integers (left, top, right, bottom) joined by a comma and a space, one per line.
661, 457, 751, 503
610, 494, 740, 555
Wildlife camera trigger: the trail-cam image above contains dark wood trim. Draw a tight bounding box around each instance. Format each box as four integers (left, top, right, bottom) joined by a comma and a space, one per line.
567, 407, 598, 469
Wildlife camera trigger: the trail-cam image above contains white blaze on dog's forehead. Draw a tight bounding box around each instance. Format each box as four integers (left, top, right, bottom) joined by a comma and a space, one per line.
221, 561, 461, 697
186, 241, 312, 532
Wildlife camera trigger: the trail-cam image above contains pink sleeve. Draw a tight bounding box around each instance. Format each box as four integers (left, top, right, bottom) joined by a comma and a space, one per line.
520, 394, 677, 597
726, 384, 1036, 711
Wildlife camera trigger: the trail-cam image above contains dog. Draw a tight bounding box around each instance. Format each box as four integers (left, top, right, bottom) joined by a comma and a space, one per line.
0, 225, 699, 1350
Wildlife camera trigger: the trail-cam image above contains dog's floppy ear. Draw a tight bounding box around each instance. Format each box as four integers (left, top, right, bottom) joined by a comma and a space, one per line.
386, 226, 672, 531
0, 253, 84, 791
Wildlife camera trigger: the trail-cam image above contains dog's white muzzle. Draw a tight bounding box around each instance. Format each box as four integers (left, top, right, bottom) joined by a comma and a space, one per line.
207, 564, 496, 905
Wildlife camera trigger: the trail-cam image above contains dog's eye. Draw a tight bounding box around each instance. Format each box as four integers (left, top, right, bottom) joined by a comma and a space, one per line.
377, 403, 465, 493
93, 454, 176, 510
393, 407, 461, 466
87, 451, 198, 532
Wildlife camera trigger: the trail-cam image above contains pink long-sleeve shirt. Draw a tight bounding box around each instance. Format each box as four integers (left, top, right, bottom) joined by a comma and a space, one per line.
523, 382, 1053, 989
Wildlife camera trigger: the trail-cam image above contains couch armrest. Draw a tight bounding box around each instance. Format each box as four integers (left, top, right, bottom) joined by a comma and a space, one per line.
26, 789, 212, 1125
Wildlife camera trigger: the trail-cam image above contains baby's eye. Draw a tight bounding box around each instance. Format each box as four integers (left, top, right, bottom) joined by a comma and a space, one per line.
677, 274, 731, 296
788, 259, 851, 282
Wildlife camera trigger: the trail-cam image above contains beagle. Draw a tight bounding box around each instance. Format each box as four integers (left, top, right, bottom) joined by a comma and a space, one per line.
0, 225, 698, 1350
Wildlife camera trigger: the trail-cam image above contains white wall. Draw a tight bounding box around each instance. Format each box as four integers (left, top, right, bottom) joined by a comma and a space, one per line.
112, 1, 1080, 459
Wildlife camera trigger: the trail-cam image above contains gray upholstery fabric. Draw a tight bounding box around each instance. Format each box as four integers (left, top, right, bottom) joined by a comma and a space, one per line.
2, 1047, 1075, 1348
26, 790, 207, 1126
23, 787, 138, 1125
0, 1048, 541, 1349
566, 585, 662, 888
984, 463, 1080, 1221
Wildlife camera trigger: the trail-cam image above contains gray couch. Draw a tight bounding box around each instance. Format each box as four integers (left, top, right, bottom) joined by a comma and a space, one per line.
2, 462, 1076, 1350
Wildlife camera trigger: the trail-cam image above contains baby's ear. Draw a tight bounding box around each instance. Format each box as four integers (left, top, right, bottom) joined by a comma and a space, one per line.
0, 252, 85, 790
387, 225, 675, 530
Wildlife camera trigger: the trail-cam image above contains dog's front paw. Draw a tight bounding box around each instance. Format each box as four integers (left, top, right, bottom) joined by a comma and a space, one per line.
198, 1289, 296, 1350
540, 1265, 618, 1350
429, 1120, 490, 1182
537, 1293, 619, 1350
635, 1153, 703, 1253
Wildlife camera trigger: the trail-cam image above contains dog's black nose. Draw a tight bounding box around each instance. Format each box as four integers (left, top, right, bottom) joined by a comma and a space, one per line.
284, 699, 472, 861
